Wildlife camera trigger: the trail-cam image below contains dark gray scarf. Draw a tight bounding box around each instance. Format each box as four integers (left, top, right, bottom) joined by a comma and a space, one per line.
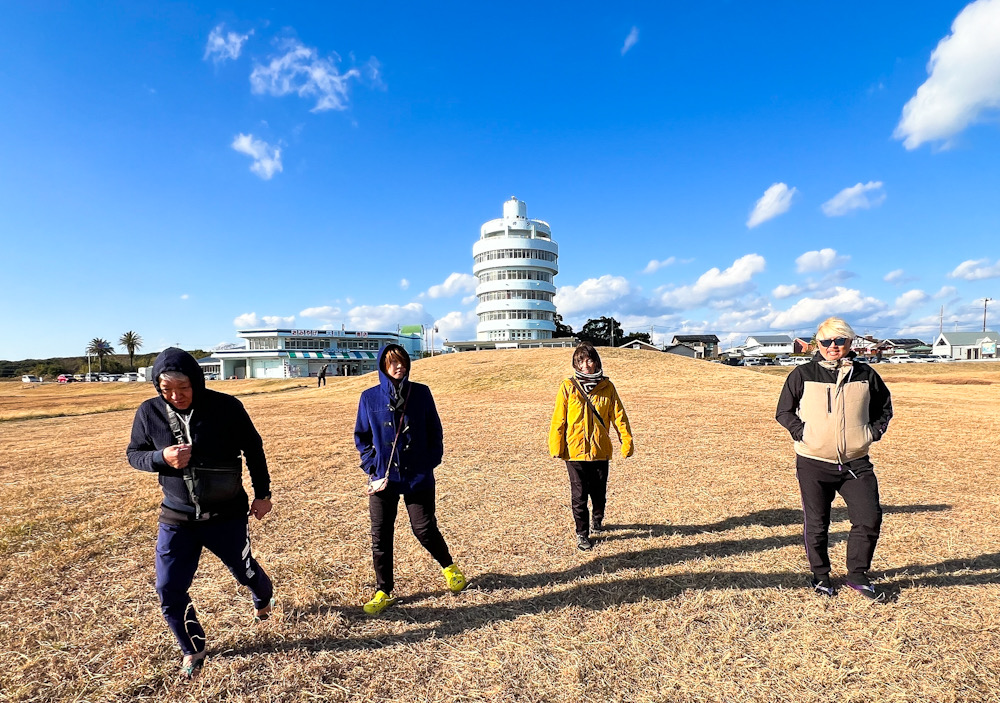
574, 368, 604, 394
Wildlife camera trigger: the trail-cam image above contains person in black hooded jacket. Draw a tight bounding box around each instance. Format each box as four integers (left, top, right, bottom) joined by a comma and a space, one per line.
126, 347, 274, 679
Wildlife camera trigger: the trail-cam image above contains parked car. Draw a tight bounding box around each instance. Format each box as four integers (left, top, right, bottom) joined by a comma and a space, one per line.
21, 374, 42, 383
118, 372, 139, 382
887, 355, 916, 364
57, 374, 76, 383
204, 373, 220, 381
83, 373, 101, 382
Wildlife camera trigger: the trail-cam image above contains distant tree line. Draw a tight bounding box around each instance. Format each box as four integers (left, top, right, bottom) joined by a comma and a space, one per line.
556, 315, 652, 347
0, 330, 209, 379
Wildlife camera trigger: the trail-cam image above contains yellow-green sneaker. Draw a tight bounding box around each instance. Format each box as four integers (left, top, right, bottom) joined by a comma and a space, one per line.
442, 563, 468, 593
363, 590, 397, 616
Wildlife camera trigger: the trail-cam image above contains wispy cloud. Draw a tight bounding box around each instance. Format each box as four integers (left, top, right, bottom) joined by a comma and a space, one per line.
621, 27, 639, 56
205, 24, 253, 63
746, 183, 796, 228
233, 312, 295, 327
231, 133, 282, 179
821, 181, 886, 216
250, 39, 366, 112
884, 269, 905, 284
772, 284, 803, 300
434, 310, 478, 340
795, 248, 849, 273
895, 0, 1000, 149
642, 257, 675, 274
299, 306, 342, 322
425, 273, 478, 299
400, 278, 410, 291
948, 258, 1000, 280
180, 294, 190, 300
347, 303, 431, 330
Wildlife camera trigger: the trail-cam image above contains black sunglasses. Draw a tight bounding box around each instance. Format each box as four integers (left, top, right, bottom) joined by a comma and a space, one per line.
819, 337, 849, 347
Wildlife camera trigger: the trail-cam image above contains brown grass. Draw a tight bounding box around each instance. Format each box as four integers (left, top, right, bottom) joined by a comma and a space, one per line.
2, 349, 999, 702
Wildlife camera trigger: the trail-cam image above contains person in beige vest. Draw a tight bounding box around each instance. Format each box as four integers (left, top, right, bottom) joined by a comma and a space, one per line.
775, 317, 893, 601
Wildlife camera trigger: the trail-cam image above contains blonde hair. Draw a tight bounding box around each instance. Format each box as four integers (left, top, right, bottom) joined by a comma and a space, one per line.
816, 317, 855, 341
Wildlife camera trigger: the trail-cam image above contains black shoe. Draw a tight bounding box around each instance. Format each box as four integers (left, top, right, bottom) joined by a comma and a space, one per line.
591, 518, 604, 533
811, 575, 837, 598
576, 534, 593, 551
846, 575, 886, 602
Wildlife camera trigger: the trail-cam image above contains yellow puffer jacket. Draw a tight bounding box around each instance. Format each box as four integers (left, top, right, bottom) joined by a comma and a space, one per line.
549, 377, 634, 461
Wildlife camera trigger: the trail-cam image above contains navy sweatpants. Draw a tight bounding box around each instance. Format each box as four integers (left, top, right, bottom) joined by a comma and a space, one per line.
797, 462, 882, 578
155, 516, 273, 655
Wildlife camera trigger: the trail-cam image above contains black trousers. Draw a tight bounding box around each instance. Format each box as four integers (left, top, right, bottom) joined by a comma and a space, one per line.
797, 462, 882, 578
368, 485, 452, 593
317, 374, 326, 387
566, 460, 609, 536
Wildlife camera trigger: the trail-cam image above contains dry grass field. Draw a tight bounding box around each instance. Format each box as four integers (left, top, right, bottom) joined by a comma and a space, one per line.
2, 350, 999, 702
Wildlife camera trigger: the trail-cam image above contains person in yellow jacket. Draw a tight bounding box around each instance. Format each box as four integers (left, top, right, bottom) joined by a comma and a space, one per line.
549, 343, 633, 550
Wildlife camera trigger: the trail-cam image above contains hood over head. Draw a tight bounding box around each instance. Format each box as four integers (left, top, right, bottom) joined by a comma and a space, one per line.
152, 347, 206, 401
377, 344, 411, 395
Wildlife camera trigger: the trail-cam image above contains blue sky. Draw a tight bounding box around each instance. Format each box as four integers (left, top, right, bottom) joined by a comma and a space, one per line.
2, 1, 999, 359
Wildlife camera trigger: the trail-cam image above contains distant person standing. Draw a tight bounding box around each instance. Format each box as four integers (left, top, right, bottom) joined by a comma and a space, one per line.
353, 344, 468, 615
126, 348, 275, 679
318, 363, 329, 387
775, 317, 893, 601
549, 343, 634, 551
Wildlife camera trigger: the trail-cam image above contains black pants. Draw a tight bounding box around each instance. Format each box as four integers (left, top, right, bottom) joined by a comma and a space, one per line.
566, 460, 609, 536
317, 374, 326, 387
797, 463, 882, 578
368, 486, 452, 593
155, 517, 272, 656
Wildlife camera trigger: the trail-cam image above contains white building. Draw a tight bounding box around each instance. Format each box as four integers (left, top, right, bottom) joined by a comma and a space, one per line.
212, 328, 423, 379
744, 335, 794, 356
474, 197, 558, 342
932, 330, 999, 360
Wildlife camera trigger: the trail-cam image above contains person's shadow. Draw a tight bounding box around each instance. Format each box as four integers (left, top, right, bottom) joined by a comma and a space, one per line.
224, 503, 966, 657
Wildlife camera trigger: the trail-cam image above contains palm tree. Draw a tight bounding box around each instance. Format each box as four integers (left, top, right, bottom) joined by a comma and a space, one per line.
119, 331, 143, 370
86, 338, 115, 372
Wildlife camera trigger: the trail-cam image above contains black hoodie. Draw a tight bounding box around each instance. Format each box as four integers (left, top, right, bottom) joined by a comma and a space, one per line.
126, 347, 270, 522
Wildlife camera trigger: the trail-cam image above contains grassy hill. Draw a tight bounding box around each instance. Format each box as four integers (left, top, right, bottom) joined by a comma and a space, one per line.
2, 349, 999, 701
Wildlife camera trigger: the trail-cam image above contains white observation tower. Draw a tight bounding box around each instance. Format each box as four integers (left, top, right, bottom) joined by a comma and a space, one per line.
474, 197, 559, 341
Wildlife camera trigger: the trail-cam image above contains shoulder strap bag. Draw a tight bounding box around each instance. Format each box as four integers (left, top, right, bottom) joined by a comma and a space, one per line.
570, 378, 607, 430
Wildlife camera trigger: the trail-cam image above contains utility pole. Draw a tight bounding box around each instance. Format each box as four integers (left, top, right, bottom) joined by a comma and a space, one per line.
939, 306, 944, 336
984, 298, 993, 333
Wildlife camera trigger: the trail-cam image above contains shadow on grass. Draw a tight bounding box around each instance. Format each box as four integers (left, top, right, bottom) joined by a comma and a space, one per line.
221, 503, 973, 657
598, 503, 951, 542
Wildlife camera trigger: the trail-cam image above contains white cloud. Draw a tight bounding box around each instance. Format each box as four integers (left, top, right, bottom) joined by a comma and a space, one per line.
434, 310, 478, 340
555, 275, 633, 317
884, 269, 905, 284
746, 183, 797, 228
771, 287, 886, 329
231, 133, 282, 179
400, 278, 410, 290
346, 303, 431, 331
658, 254, 766, 309
949, 258, 1000, 280
299, 306, 342, 323
796, 248, 849, 273
233, 312, 295, 328
621, 27, 639, 56
461, 294, 477, 305
894, 0, 1000, 149
772, 284, 803, 299
934, 285, 959, 299
425, 273, 478, 299
180, 294, 190, 300
204, 24, 252, 63
642, 257, 676, 274
250, 39, 364, 112
894, 289, 930, 313
821, 181, 886, 216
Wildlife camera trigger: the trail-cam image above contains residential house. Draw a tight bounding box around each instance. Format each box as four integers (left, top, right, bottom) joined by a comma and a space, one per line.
618, 339, 662, 352
793, 337, 813, 355
877, 338, 927, 356
743, 334, 794, 356
670, 335, 720, 359
663, 343, 699, 358
932, 330, 1000, 360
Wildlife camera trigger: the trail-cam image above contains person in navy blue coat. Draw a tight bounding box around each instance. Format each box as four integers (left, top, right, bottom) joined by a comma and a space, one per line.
354, 344, 468, 614
126, 348, 274, 679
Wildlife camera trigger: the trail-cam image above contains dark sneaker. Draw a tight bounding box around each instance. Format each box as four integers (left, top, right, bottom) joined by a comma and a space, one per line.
576, 534, 593, 551
811, 575, 837, 598
591, 518, 604, 533
846, 575, 886, 602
